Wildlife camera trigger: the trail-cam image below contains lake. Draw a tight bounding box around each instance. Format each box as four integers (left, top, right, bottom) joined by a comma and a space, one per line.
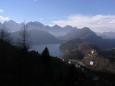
30, 44, 63, 57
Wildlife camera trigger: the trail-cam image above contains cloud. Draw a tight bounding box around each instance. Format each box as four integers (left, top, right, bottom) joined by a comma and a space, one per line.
0, 9, 4, 13
53, 15, 115, 32
0, 16, 10, 23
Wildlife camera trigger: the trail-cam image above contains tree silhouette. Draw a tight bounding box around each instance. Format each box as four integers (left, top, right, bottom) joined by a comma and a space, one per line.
0, 28, 11, 64
19, 22, 29, 51
0, 28, 10, 42
41, 47, 50, 62
42, 47, 50, 57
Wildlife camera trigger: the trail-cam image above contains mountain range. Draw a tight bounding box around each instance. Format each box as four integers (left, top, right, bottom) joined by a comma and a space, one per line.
11, 29, 60, 45
60, 27, 115, 53
97, 32, 115, 39
0, 20, 77, 36
0, 20, 78, 45
0, 20, 115, 49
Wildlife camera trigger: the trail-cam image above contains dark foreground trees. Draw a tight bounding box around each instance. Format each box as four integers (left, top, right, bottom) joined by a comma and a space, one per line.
0, 28, 11, 42
19, 23, 30, 51
0, 39, 77, 86
0, 39, 115, 86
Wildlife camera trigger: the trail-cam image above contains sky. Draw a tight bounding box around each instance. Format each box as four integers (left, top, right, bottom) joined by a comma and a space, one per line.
0, 0, 115, 32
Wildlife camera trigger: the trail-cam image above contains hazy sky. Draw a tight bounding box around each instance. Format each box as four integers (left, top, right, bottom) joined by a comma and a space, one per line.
0, 0, 115, 32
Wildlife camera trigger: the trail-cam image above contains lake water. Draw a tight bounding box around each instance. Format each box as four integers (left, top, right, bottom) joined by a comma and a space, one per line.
30, 44, 63, 57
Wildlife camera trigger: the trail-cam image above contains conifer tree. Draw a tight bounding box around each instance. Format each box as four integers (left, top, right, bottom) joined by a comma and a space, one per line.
42, 47, 50, 62
42, 47, 50, 57
20, 22, 29, 51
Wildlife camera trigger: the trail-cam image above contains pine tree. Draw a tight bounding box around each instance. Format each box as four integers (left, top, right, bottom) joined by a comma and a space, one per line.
19, 22, 29, 51
42, 47, 50, 61
42, 47, 50, 57
0, 28, 10, 42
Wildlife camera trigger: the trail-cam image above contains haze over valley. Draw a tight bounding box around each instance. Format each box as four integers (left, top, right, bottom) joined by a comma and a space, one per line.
1, 20, 115, 57
1, 0, 115, 85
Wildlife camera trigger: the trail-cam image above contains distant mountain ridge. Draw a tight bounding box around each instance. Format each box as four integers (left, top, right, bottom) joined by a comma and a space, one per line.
11, 29, 60, 45
60, 27, 115, 52
1, 20, 115, 47
0, 20, 78, 45
0, 20, 77, 37
97, 32, 115, 39
60, 27, 100, 41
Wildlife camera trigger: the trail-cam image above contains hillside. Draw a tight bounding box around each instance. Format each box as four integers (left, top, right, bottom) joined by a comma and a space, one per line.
11, 29, 60, 45
0, 39, 77, 86
60, 27, 115, 52
1, 39, 115, 86
97, 32, 115, 39
60, 27, 99, 41
60, 27, 115, 74
0, 20, 77, 37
